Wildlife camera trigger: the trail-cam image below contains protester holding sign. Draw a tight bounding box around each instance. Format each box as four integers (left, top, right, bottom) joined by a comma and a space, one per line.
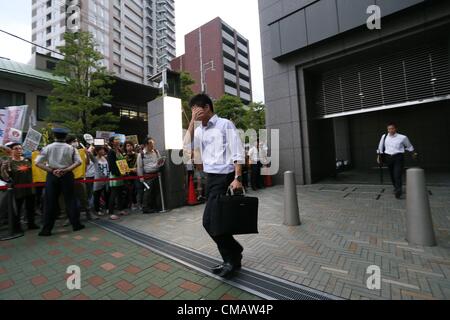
87, 145, 110, 217
35, 128, 85, 237
107, 136, 128, 220
124, 141, 141, 210
1, 142, 39, 232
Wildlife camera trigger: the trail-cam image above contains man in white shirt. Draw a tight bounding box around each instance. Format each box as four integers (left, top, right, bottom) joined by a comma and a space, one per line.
248, 141, 262, 190
35, 128, 84, 236
377, 122, 418, 199
184, 94, 245, 279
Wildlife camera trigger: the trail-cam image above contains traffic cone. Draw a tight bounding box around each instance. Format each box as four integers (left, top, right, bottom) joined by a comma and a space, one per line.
264, 174, 273, 187
187, 174, 199, 206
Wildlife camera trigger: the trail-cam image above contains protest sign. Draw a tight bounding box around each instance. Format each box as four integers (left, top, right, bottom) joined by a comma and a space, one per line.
96, 131, 115, 140
23, 128, 42, 152
0, 109, 7, 144
116, 159, 130, 176
126, 135, 139, 145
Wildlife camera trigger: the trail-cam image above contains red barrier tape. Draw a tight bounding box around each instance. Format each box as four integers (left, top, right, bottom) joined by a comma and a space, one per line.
0, 173, 159, 191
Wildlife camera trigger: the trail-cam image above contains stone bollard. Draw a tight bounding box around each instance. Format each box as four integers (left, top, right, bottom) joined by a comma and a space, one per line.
406, 168, 436, 246
284, 171, 301, 226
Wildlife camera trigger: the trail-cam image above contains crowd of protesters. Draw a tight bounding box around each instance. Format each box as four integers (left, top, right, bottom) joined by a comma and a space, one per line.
0, 126, 269, 237
0, 129, 165, 236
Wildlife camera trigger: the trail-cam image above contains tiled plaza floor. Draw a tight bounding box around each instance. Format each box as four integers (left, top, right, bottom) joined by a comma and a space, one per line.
0, 224, 260, 300
114, 184, 450, 300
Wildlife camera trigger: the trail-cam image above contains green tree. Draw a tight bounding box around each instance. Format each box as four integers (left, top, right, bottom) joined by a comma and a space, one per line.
243, 102, 266, 131
180, 71, 195, 129
47, 31, 119, 135
215, 95, 247, 130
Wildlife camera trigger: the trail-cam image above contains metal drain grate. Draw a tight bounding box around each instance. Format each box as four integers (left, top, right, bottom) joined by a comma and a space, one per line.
91, 220, 343, 301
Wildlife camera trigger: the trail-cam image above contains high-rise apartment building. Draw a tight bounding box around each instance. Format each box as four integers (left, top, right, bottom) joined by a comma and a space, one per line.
170, 17, 252, 104
31, 0, 176, 84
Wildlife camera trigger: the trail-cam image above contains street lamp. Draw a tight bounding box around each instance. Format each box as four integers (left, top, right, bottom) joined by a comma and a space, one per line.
201, 60, 215, 94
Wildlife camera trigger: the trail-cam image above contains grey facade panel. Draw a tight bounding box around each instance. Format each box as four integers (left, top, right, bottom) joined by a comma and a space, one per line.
280, 10, 308, 54
305, 0, 339, 44
337, 0, 376, 33
269, 0, 426, 59
376, 0, 424, 16
270, 22, 282, 58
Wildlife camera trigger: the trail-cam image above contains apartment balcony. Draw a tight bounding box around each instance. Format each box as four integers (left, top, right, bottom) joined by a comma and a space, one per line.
239, 78, 250, 89
237, 41, 248, 54
240, 91, 251, 102
222, 43, 236, 57
222, 31, 235, 45
223, 57, 236, 70
224, 71, 237, 83
238, 65, 249, 77
238, 53, 249, 66
225, 85, 238, 96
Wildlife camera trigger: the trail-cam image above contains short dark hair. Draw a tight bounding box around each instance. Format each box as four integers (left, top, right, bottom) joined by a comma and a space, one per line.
124, 141, 134, 149
54, 132, 68, 140
66, 135, 77, 144
189, 94, 214, 112
387, 122, 397, 128
144, 137, 155, 145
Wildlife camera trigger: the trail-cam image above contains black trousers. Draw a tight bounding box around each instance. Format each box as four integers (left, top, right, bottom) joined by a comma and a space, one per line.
142, 177, 161, 212
204, 172, 243, 265
385, 153, 405, 193
93, 187, 110, 213
108, 186, 126, 215
250, 164, 263, 189
14, 195, 36, 230
43, 172, 81, 232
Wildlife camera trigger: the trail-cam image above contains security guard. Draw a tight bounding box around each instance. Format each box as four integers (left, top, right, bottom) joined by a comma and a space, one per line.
35, 128, 85, 236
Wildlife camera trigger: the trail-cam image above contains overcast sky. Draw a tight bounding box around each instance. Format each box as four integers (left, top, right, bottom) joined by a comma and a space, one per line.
0, 0, 265, 102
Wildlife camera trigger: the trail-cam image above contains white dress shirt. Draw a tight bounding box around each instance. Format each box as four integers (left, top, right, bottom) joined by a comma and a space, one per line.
377, 133, 414, 155
248, 146, 259, 164
191, 115, 245, 174
35, 142, 82, 169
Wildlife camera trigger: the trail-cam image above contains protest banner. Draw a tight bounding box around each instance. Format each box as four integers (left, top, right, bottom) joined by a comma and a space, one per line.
0, 109, 7, 144
2, 106, 28, 144
32, 148, 87, 183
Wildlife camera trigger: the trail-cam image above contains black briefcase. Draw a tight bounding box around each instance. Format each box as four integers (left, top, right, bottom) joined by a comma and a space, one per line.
215, 188, 259, 235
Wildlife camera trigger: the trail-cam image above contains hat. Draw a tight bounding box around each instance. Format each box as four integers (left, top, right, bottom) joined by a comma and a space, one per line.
52, 128, 70, 134
5, 142, 22, 149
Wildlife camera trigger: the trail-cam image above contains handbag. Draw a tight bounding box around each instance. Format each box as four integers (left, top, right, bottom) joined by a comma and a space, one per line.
215, 187, 259, 235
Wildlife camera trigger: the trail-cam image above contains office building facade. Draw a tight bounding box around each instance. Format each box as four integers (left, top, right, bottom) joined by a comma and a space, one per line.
171, 17, 252, 104
259, 0, 450, 184
31, 0, 176, 84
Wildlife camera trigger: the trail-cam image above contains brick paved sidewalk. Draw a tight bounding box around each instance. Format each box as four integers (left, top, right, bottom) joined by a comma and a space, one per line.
0, 224, 260, 300
114, 184, 450, 300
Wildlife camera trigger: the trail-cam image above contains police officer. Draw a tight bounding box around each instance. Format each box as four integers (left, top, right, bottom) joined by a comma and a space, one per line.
35, 128, 85, 236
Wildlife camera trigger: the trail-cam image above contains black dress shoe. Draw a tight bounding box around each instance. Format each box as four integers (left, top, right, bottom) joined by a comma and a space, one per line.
395, 191, 402, 199
28, 223, 40, 230
73, 224, 85, 232
211, 264, 225, 275
38, 230, 52, 237
217, 263, 239, 279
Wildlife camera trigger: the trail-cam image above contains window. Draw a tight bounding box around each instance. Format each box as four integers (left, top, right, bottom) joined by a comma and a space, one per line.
46, 60, 57, 70
46, 13, 51, 21
46, 39, 52, 47
46, 0, 52, 8
0, 89, 26, 109
37, 96, 50, 121
46, 26, 51, 34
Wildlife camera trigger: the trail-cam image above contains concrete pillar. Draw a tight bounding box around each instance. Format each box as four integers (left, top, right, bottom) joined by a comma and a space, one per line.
406, 168, 436, 246
284, 171, 301, 226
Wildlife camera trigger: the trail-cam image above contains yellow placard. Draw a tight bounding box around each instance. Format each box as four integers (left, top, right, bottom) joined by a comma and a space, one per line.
116, 159, 130, 176
32, 148, 87, 183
